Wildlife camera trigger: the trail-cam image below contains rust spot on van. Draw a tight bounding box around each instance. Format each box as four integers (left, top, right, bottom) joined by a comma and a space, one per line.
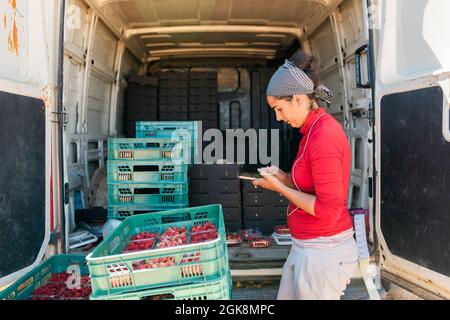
6, 0, 19, 55
41, 85, 52, 110
3, 14, 6, 30
9, 0, 16, 10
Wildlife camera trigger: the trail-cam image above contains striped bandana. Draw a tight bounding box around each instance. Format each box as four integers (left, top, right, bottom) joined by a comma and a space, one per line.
266, 59, 334, 104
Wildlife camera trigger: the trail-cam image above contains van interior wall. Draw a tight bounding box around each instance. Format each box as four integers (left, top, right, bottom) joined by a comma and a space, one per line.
63, 0, 142, 232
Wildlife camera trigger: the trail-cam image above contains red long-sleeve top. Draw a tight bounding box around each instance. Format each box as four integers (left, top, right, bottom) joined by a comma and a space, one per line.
287, 107, 353, 240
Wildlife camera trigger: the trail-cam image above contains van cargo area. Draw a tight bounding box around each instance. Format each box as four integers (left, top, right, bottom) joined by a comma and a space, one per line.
1, 0, 449, 301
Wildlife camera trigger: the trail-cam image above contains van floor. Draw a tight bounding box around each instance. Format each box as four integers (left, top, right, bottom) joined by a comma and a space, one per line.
231, 279, 370, 300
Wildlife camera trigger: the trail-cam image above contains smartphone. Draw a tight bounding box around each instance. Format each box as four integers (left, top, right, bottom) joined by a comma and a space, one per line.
237, 164, 262, 180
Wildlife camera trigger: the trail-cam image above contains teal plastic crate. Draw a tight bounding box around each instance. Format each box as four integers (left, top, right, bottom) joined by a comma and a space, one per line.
108, 138, 189, 162
135, 121, 200, 164
86, 204, 230, 297
0, 254, 89, 300
108, 182, 189, 206
108, 205, 187, 220
107, 160, 188, 184
90, 273, 232, 300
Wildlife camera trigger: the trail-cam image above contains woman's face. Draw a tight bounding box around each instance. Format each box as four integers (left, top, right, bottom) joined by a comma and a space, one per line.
267, 94, 312, 128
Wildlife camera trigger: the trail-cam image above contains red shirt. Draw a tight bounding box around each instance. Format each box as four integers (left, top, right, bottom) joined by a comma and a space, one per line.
287, 108, 353, 240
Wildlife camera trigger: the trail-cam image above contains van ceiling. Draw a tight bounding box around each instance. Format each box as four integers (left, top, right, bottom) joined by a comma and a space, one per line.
88, 0, 341, 62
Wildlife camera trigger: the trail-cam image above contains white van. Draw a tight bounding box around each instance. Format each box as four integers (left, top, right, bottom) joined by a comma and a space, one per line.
0, 0, 448, 299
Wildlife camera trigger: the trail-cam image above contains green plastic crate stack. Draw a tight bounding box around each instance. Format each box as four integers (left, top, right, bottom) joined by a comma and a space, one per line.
86, 204, 232, 300
0, 254, 91, 300
107, 137, 191, 220
135, 121, 201, 165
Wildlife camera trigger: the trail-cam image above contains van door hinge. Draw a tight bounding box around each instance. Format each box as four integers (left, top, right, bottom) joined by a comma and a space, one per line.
368, 105, 375, 126
64, 183, 70, 205
51, 111, 68, 126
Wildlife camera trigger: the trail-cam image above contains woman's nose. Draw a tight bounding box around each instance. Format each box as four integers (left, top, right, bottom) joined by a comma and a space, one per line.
275, 112, 284, 122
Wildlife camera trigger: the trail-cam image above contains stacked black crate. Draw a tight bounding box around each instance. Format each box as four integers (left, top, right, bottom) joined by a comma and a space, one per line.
159, 72, 189, 120
189, 164, 242, 232
126, 75, 158, 137
241, 180, 289, 234
189, 72, 219, 131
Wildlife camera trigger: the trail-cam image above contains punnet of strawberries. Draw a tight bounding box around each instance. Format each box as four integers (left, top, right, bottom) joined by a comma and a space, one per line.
132, 256, 176, 270
124, 238, 155, 252
273, 225, 290, 235
123, 231, 158, 252
190, 230, 218, 243
131, 231, 158, 241
156, 227, 188, 248
190, 222, 217, 233
190, 222, 218, 243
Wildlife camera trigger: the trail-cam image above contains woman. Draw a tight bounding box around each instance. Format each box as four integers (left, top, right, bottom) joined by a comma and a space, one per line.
253, 50, 359, 300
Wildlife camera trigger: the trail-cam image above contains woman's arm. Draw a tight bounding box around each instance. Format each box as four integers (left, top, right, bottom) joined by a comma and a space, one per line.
278, 184, 317, 216
268, 167, 296, 189
253, 170, 316, 216
283, 173, 296, 189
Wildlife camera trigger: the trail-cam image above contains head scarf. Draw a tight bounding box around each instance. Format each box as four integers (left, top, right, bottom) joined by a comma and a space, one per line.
266, 59, 334, 104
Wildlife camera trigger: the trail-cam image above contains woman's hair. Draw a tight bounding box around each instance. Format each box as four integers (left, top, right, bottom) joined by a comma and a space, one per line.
276, 50, 321, 106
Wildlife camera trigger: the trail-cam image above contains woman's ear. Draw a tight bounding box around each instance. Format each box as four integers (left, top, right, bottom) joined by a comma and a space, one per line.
292, 94, 302, 105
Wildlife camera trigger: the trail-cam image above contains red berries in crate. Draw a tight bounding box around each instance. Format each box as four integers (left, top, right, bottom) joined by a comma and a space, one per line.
156, 236, 187, 248
32, 282, 66, 298
124, 238, 155, 252
191, 222, 216, 233
49, 272, 70, 283
157, 227, 188, 248
132, 256, 176, 270
190, 230, 218, 243
162, 227, 186, 237
31, 272, 92, 300
59, 286, 92, 300
131, 231, 158, 241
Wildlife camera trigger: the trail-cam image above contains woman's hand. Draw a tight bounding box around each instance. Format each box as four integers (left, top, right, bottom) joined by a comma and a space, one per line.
251, 166, 286, 193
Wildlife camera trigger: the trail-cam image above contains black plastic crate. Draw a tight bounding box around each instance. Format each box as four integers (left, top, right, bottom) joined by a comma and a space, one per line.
189, 192, 241, 208
189, 164, 240, 180
159, 112, 189, 121
160, 105, 188, 113
189, 95, 218, 104
243, 192, 288, 207
190, 87, 217, 96
222, 207, 242, 221
127, 112, 158, 121
243, 206, 288, 220
189, 81, 217, 89
161, 72, 189, 80
189, 103, 218, 113
190, 179, 240, 194
224, 221, 242, 232
189, 110, 219, 121
241, 180, 263, 193
128, 75, 159, 86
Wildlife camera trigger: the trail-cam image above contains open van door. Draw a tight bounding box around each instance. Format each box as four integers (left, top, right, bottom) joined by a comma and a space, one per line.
0, 0, 65, 288
373, 0, 450, 299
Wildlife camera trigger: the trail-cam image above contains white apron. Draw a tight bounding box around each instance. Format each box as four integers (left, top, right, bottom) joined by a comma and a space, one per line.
277, 229, 359, 300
